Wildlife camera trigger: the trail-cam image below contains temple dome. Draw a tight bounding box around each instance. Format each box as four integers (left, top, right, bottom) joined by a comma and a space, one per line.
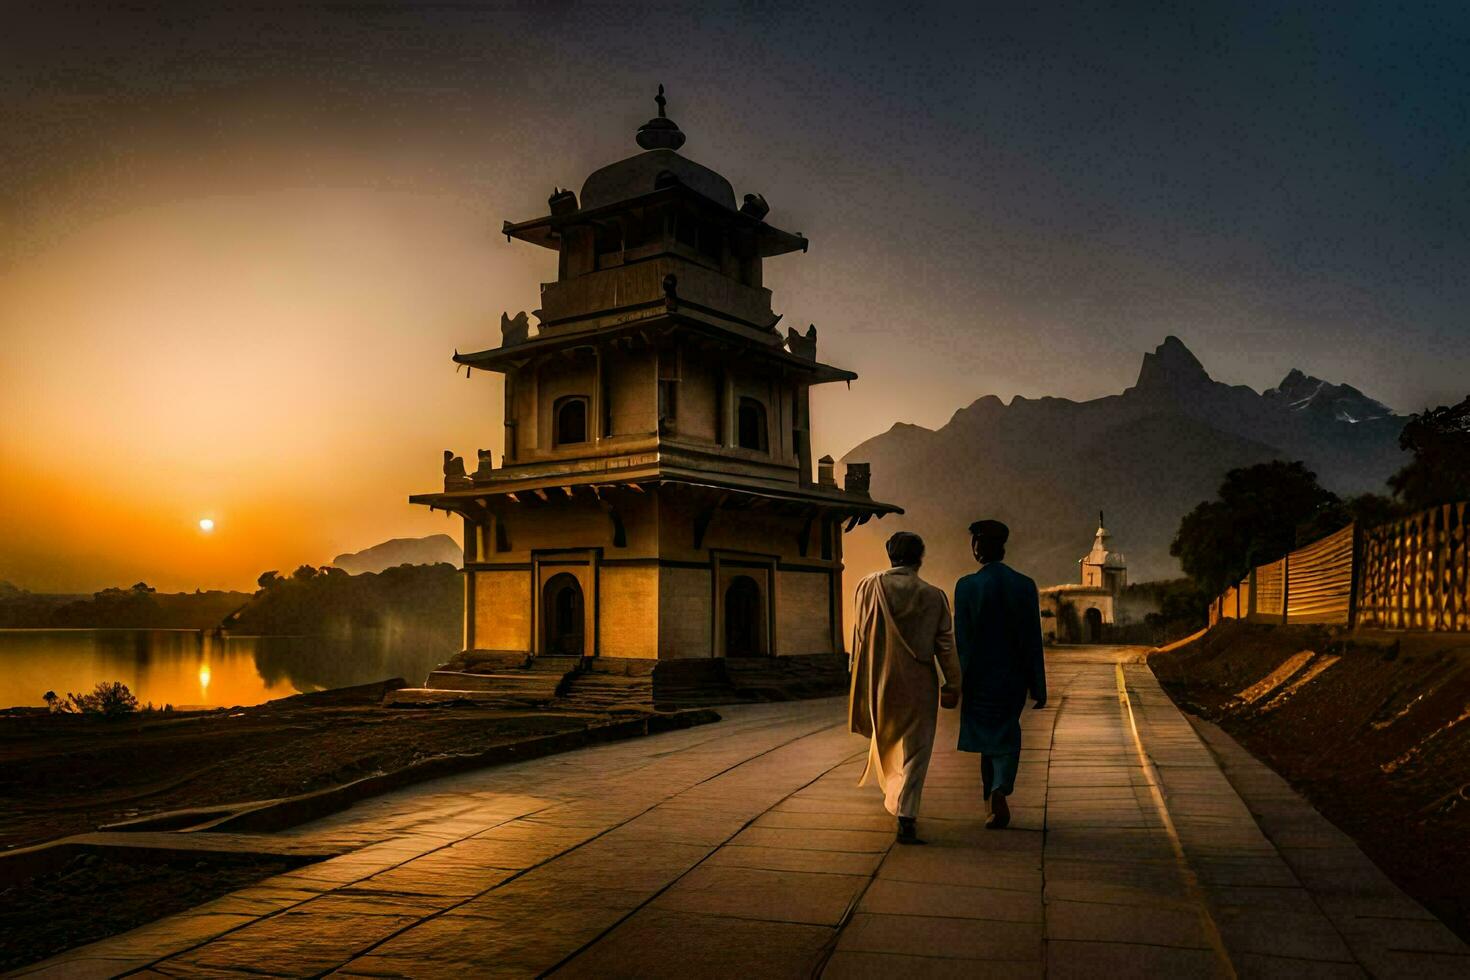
579, 148, 736, 211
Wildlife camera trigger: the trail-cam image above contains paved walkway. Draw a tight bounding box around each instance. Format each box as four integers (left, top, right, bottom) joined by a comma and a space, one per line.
15, 648, 1469, 978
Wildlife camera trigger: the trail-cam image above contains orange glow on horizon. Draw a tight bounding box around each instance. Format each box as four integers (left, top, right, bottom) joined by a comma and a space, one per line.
0, 187, 901, 595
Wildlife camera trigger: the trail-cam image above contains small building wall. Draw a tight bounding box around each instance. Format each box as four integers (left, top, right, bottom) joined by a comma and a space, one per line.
489, 493, 656, 560
598, 563, 659, 658
659, 565, 713, 658
606, 347, 657, 436
776, 568, 835, 654
474, 569, 532, 651
464, 487, 845, 660
676, 351, 720, 444
692, 510, 802, 561
1040, 588, 1115, 643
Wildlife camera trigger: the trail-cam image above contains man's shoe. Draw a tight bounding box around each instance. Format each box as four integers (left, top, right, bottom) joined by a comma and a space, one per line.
897, 817, 926, 845
986, 792, 1011, 830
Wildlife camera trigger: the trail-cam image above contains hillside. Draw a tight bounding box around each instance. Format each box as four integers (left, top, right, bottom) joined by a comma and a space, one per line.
331, 534, 461, 574
0, 582, 250, 629
227, 563, 460, 642
841, 336, 1407, 592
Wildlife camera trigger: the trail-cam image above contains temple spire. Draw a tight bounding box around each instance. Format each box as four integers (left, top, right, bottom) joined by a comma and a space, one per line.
636, 83, 686, 151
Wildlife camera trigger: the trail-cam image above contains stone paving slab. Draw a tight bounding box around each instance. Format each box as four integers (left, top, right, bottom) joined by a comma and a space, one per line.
1190, 713, 1470, 979
15, 646, 1468, 978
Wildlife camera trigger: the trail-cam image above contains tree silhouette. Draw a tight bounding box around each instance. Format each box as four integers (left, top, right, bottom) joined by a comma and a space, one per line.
1389, 396, 1470, 510
1171, 461, 1339, 594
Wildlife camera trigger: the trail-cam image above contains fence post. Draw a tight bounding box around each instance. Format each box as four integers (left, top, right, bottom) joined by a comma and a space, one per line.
1437, 504, 1450, 631
1347, 522, 1361, 630
1281, 551, 1290, 625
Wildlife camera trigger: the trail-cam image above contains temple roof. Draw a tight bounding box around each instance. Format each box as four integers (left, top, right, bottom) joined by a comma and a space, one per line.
1081, 515, 1126, 568
411, 472, 902, 523
586, 85, 728, 208
503, 183, 807, 258
503, 87, 807, 258
581, 148, 734, 211
453, 314, 857, 385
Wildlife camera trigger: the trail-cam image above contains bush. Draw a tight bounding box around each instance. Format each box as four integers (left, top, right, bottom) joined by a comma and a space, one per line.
57, 681, 140, 718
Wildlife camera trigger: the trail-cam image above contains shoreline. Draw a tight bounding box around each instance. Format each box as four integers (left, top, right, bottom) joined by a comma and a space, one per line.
1, 678, 710, 852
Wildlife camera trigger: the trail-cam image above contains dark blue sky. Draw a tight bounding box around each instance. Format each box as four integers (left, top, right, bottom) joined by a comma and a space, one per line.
5, 1, 1468, 426
5, 1, 1469, 589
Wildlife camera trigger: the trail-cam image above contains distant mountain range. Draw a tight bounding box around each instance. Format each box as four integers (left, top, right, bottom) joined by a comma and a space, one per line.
332, 534, 462, 575
841, 336, 1407, 591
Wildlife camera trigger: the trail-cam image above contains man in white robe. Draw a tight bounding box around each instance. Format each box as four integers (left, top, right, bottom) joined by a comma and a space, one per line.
849, 531, 962, 844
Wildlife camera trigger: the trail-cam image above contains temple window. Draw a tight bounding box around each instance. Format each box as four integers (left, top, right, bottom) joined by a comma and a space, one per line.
737, 397, 768, 453
555, 396, 589, 446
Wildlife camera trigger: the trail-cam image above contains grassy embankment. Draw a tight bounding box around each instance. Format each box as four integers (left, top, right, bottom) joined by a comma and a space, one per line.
1151, 621, 1470, 941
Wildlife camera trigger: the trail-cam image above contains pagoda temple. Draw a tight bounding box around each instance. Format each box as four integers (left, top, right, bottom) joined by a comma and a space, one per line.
409, 89, 900, 684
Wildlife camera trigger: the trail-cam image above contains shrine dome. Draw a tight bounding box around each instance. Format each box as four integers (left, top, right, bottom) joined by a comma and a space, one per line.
580, 147, 736, 211
578, 85, 736, 211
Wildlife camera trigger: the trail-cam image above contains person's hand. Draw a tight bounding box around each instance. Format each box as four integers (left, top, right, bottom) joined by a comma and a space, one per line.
940, 688, 960, 710
1032, 698, 1047, 710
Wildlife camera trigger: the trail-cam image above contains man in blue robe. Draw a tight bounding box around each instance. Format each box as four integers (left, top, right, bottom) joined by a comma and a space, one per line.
953, 519, 1047, 829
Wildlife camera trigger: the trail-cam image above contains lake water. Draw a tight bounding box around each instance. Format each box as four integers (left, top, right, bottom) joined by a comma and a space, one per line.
0, 629, 456, 709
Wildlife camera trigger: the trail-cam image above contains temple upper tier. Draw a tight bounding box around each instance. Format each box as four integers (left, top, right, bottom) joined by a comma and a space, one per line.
420, 87, 892, 515
409, 88, 897, 665
466, 103, 818, 347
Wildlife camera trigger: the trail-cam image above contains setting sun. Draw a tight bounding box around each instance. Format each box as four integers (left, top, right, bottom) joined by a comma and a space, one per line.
198, 518, 214, 533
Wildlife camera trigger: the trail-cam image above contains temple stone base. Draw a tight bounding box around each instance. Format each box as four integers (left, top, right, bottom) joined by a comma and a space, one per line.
387, 652, 849, 712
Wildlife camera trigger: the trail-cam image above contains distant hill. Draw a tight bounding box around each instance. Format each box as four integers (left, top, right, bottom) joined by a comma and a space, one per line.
227, 563, 460, 648
841, 336, 1407, 593
0, 582, 250, 629
332, 534, 462, 574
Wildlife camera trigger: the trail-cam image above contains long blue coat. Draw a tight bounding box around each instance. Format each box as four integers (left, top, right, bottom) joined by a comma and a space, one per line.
953, 562, 1047, 755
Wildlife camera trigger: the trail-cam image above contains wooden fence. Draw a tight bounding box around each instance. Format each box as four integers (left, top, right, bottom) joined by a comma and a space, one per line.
1208, 501, 1469, 632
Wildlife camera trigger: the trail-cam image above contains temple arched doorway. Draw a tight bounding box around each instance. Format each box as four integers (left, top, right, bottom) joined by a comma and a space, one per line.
1084, 607, 1103, 644
724, 575, 764, 656
544, 573, 585, 656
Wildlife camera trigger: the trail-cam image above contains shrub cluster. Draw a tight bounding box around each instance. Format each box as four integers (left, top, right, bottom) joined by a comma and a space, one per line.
228, 562, 460, 641
43, 681, 143, 717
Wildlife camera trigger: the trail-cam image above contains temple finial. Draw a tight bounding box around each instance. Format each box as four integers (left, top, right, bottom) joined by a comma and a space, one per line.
1099, 510, 1105, 528
636, 83, 685, 151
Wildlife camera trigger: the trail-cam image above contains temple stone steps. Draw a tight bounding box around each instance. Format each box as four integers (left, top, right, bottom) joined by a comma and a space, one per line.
388, 653, 849, 712
724, 653, 849, 701
389, 654, 583, 708
429, 667, 564, 696
557, 672, 655, 714
383, 688, 552, 709
527, 655, 585, 674
440, 650, 532, 673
